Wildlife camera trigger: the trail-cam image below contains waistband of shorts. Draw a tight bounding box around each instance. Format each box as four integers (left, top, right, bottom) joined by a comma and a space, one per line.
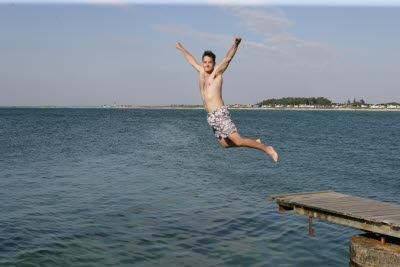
207, 105, 227, 116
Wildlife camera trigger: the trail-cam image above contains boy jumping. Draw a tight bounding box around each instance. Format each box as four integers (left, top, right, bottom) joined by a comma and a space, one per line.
175, 37, 278, 162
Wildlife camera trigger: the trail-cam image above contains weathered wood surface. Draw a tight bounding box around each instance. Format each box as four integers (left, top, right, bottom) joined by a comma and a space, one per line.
268, 191, 400, 238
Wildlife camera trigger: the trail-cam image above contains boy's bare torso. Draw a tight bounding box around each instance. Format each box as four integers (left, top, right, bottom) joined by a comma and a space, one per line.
199, 71, 224, 113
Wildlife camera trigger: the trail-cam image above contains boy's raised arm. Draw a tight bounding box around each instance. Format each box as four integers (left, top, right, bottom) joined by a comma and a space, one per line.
175, 42, 202, 72
215, 37, 241, 75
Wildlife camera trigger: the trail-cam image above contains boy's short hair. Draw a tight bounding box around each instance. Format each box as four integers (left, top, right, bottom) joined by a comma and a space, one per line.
202, 50, 216, 62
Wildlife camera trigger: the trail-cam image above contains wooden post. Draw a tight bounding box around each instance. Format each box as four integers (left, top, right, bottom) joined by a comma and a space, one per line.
309, 217, 314, 237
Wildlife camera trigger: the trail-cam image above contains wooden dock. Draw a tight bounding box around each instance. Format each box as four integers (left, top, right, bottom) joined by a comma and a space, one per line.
267, 191, 400, 240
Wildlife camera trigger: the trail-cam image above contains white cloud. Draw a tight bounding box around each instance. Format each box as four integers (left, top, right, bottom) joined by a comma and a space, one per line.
223, 6, 291, 36
153, 24, 233, 47
79, 0, 128, 7
154, 6, 340, 71
207, 0, 400, 6
227, 6, 338, 68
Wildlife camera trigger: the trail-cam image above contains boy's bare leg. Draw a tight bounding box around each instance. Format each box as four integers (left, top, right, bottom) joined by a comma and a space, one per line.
224, 132, 278, 162
217, 137, 234, 148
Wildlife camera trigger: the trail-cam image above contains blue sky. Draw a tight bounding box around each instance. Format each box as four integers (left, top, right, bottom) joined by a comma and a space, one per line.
1, 2, 399, 106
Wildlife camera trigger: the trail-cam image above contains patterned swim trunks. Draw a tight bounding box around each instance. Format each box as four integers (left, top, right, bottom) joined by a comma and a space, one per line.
207, 106, 238, 139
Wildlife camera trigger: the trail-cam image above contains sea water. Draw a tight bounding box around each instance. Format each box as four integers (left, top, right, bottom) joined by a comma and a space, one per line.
0, 108, 399, 266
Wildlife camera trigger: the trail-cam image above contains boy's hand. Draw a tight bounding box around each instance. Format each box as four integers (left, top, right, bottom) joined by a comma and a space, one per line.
175, 42, 183, 50
234, 37, 242, 45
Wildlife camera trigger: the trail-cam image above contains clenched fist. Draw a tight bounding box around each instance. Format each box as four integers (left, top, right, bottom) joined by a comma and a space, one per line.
234, 37, 242, 44
175, 42, 183, 49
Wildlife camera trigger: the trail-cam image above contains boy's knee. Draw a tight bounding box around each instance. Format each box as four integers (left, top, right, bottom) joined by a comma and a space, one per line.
218, 138, 231, 148
220, 142, 230, 148
231, 138, 243, 147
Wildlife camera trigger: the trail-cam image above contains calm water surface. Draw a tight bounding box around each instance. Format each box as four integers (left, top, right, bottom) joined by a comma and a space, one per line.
0, 108, 399, 266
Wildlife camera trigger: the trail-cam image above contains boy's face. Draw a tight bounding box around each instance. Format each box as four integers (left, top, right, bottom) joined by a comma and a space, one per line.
202, 56, 215, 73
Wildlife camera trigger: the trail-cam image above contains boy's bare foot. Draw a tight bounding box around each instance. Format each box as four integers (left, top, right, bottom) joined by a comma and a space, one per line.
265, 146, 278, 163
256, 139, 278, 162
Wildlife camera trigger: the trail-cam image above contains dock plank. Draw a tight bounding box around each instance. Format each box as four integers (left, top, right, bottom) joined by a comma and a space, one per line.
268, 191, 400, 238
267, 190, 334, 199
351, 209, 400, 216
304, 203, 400, 212
274, 193, 351, 202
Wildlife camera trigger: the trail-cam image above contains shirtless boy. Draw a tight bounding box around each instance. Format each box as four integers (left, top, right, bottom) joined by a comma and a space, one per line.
175, 37, 278, 162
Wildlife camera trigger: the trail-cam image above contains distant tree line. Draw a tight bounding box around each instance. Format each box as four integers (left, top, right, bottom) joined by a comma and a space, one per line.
257, 97, 332, 106
381, 102, 400, 105
346, 98, 366, 106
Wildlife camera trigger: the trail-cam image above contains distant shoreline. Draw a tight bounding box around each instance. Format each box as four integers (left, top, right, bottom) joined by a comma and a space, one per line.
1, 106, 400, 111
